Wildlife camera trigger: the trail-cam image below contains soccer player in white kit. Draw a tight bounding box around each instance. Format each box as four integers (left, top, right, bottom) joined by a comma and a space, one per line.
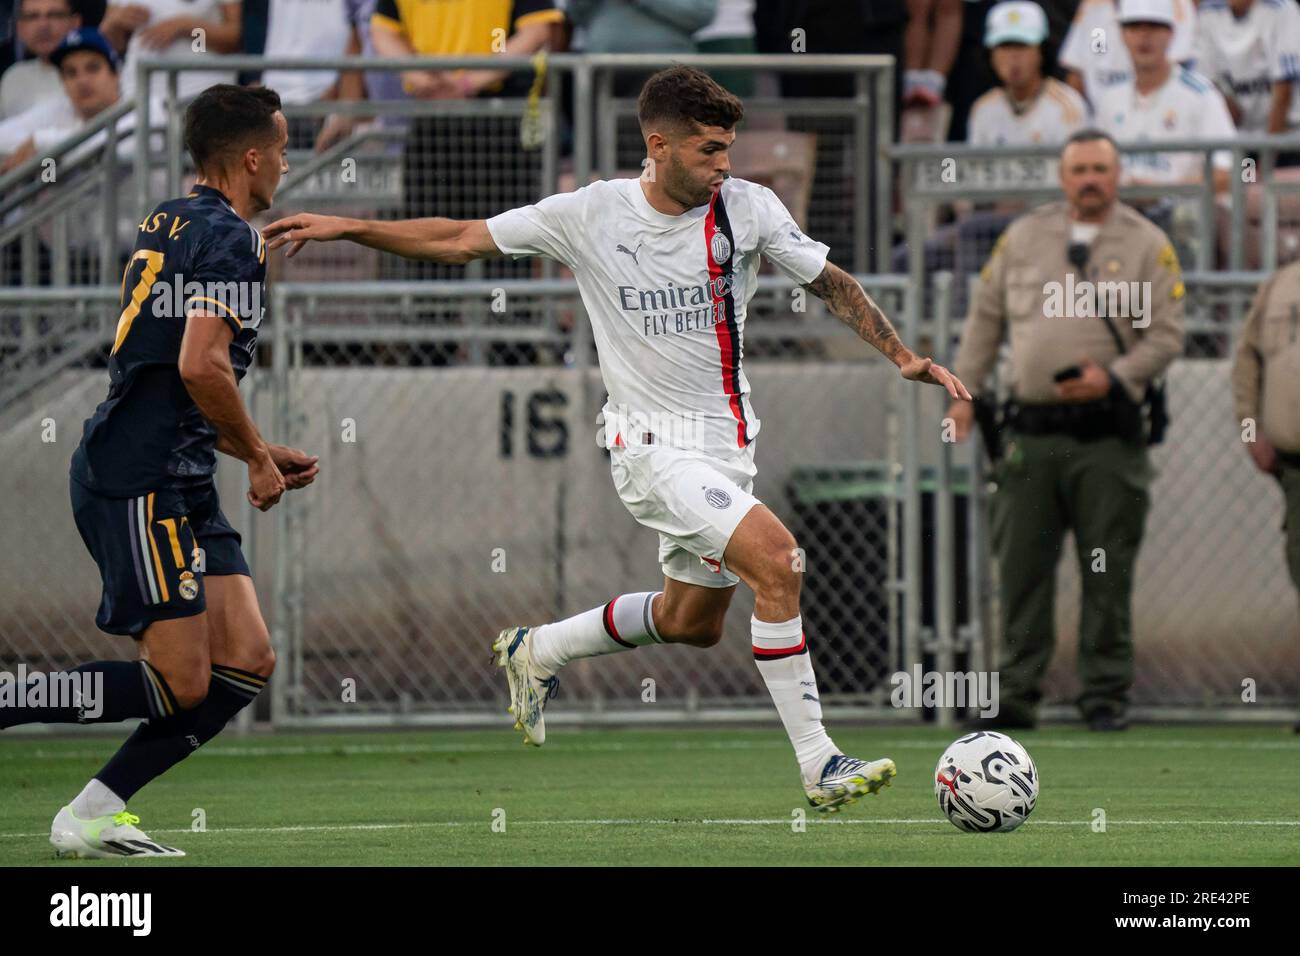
264, 66, 972, 812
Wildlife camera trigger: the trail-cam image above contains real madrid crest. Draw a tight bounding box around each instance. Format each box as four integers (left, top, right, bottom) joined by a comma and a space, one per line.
710, 232, 732, 266
178, 571, 199, 601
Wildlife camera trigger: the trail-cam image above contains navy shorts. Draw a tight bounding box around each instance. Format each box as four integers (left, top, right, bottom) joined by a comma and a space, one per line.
70, 477, 250, 637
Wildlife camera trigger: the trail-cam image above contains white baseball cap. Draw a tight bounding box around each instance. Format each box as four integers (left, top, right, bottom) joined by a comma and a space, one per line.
984, 1, 1049, 48
1118, 0, 1175, 27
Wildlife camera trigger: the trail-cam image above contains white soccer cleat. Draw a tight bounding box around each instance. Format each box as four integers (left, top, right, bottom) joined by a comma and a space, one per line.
50, 805, 185, 858
804, 754, 896, 813
491, 626, 559, 747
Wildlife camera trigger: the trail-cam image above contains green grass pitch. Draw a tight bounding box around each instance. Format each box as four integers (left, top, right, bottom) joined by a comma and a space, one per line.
2, 724, 1297, 866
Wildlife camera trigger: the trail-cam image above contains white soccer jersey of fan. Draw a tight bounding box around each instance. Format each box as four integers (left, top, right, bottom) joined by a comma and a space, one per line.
967, 77, 1091, 146
1195, 0, 1300, 133
1094, 67, 1236, 183
261, 0, 353, 105
486, 176, 830, 454
120, 0, 236, 102
1060, 0, 1198, 100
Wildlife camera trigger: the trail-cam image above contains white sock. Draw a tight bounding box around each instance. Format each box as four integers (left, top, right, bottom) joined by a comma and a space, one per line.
530, 592, 663, 677
752, 615, 838, 782
70, 778, 126, 819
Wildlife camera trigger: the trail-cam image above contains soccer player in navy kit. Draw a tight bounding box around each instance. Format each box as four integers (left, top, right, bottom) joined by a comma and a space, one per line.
0, 85, 318, 858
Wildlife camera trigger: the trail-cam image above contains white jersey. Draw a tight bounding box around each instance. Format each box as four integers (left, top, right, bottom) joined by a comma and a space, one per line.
487, 176, 830, 454
967, 77, 1091, 146
120, 0, 236, 102
1195, 0, 1300, 133
1060, 0, 1198, 101
1095, 67, 1235, 184
262, 0, 352, 105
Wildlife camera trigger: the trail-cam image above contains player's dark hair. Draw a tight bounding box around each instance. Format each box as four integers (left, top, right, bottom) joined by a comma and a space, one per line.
184, 84, 282, 175
1063, 128, 1120, 154
638, 66, 743, 136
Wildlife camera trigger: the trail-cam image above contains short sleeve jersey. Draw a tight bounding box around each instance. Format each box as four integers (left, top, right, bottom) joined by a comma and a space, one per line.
487, 177, 830, 452
71, 185, 267, 496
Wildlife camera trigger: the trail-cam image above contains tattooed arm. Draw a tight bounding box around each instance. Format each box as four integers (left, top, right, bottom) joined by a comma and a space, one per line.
803, 261, 972, 400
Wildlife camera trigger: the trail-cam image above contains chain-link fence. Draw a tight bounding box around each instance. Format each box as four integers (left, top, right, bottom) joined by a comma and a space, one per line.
266, 276, 913, 725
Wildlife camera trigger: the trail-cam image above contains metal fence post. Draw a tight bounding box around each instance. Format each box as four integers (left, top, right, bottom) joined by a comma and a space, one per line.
902, 155, 925, 690
270, 285, 290, 726
873, 63, 894, 274
932, 270, 955, 727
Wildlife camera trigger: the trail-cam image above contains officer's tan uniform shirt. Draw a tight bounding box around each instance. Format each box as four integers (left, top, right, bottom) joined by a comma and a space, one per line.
955, 201, 1185, 404
1233, 261, 1300, 452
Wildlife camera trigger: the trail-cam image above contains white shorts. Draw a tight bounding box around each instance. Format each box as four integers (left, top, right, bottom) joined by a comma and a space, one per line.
609, 442, 761, 588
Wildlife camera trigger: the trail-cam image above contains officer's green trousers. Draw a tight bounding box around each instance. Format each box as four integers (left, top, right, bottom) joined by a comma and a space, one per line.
989, 432, 1152, 721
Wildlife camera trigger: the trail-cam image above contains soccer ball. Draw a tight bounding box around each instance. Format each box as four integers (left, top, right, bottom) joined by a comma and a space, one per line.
934, 731, 1038, 833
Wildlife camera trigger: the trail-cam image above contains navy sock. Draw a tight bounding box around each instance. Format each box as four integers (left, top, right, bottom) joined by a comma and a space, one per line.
0, 660, 177, 728
96, 664, 267, 802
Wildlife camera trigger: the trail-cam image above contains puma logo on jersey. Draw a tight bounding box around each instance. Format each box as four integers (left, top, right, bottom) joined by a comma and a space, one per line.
615, 242, 642, 264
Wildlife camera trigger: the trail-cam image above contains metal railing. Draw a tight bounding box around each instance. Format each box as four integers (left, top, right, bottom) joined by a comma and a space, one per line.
0, 98, 134, 289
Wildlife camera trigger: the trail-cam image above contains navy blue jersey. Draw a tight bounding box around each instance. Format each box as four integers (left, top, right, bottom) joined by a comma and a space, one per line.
71, 184, 267, 497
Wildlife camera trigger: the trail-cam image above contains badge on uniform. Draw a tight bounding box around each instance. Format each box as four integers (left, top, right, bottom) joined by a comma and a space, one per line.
710, 233, 731, 265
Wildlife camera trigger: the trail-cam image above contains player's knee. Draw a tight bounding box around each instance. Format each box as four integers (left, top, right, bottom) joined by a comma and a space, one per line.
684, 622, 724, 648
230, 631, 276, 680
259, 644, 277, 679
655, 609, 724, 648
170, 666, 212, 711
752, 537, 803, 602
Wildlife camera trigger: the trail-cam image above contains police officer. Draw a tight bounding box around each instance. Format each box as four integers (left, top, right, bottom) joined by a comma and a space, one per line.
1232, 261, 1300, 732
947, 128, 1185, 730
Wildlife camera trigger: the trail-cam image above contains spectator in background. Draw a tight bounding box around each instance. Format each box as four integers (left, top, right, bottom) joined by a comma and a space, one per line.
566, 0, 715, 54
1195, 0, 1300, 136
0, 24, 162, 180
259, 0, 360, 149
371, 0, 560, 317
694, 0, 754, 96
347, 0, 399, 104
1094, 0, 1234, 192
1060, 0, 1196, 105
903, 0, 962, 110
0, 25, 113, 169
893, 3, 1088, 314
968, 0, 1089, 147
371, 0, 558, 102
754, 0, 909, 266
2, 0, 79, 117
100, 0, 240, 101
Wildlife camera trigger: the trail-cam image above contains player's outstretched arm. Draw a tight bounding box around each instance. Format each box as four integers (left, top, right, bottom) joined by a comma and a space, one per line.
803, 261, 972, 401
262, 214, 502, 265
179, 312, 286, 511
